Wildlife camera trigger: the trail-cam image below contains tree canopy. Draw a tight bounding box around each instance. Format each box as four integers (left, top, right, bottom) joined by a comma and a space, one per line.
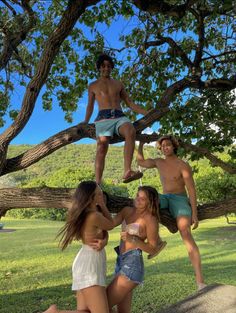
0, 0, 235, 218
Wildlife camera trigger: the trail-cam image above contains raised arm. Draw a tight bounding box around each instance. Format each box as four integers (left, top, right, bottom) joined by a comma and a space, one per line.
137, 142, 157, 168
120, 83, 147, 116
83, 84, 95, 123
112, 206, 131, 227
182, 163, 198, 230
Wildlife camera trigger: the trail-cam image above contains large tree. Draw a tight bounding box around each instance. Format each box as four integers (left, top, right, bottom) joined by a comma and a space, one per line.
0, 0, 235, 223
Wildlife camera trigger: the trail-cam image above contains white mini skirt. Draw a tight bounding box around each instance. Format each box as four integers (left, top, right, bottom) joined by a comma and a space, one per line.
72, 244, 106, 291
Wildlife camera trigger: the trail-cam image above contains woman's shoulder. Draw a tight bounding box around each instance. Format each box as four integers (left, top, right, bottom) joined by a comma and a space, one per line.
144, 212, 158, 224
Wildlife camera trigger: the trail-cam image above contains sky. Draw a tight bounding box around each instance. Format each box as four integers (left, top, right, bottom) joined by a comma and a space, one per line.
0, 5, 151, 146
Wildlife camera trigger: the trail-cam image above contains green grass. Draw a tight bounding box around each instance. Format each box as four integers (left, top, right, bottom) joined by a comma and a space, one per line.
0, 217, 236, 313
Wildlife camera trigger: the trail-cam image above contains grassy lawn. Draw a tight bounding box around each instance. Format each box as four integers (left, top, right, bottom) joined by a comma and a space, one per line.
0, 217, 236, 313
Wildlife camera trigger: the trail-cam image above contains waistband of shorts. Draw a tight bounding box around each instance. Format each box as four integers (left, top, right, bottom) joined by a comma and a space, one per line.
120, 248, 142, 257
81, 244, 98, 251
163, 192, 187, 197
95, 109, 125, 121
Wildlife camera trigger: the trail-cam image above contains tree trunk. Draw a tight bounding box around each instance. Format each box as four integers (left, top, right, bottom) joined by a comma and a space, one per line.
0, 187, 235, 233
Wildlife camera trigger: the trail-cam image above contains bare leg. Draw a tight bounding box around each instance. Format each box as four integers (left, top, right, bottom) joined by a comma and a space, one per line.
107, 275, 137, 312
117, 291, 132, 313
177, 216, 204, 285
118, 123, 136, 178
95, 136, 110, 184
80, 286, 109, 313
43, 304, 89, 313
43, 286, 108, 313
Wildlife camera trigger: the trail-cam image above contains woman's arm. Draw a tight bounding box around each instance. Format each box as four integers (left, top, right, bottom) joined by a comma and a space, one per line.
112, 206, 133, 227
88, 230, 109, 251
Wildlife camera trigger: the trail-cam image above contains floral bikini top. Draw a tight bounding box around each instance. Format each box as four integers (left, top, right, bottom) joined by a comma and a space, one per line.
122, 220, 141, 236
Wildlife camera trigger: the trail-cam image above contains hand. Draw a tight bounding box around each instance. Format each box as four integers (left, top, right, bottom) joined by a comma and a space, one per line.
191, 214, 199, 230
96, 193, 106, 209
121, 232, 138, 245
88, 238, 107, 251
78, 121, 88, 125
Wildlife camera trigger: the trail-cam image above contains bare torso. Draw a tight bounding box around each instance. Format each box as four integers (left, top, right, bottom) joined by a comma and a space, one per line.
156, 157, 187, 194
90, 78, 123, 110
81, 212, 105, 245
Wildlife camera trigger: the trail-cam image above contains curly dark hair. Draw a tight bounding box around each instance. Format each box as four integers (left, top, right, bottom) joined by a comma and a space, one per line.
96, 53, 115, 70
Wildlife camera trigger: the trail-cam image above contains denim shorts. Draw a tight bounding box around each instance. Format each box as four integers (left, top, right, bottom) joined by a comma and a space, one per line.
159, 193, 192, 218
115, 249, 144, 284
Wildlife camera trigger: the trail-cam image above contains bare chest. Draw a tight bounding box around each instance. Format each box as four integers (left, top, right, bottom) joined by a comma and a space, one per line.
158, 162, 183, 182
94, 81, 121, 98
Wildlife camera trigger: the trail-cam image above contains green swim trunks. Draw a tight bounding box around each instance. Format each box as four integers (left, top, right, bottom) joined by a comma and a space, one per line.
159, 193, 192, 218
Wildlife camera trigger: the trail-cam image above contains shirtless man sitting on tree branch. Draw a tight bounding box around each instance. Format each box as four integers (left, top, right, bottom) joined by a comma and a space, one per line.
81, 53, 147, 185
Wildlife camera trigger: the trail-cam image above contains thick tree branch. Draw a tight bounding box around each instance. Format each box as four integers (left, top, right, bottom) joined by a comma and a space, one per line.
2, 124, 96, 174
132, 0, 234, 17
2, 71, 235, 175
202, 50, 236, 62
202, 76, 236, 89
0, 0, 101, 147
0, 187, 235, 234
2, 122, 236, 176
179, 140, 236, 174
0, 0, 101, 178
193, 12, 205, 67
0, 0, 17, 15
145, 36, 194, 69
132, 0, 196, 18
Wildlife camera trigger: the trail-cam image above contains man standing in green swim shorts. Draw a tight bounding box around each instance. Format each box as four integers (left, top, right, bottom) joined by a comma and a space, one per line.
81, 54, 147, 185
137, 135, 206, 291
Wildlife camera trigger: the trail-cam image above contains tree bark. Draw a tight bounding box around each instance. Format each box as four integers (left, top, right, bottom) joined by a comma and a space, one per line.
0, 187, 235, 234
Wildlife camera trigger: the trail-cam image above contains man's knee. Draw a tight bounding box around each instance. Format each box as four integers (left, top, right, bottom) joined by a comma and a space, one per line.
122, 124, 136, 139
178, 226, 191, 238
97, 138, 109, 154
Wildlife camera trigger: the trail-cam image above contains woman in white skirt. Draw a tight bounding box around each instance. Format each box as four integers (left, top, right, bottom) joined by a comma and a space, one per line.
44, 180, 114, 313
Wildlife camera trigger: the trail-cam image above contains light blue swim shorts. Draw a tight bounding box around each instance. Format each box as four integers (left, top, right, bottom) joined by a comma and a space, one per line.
95, 116, 131, 137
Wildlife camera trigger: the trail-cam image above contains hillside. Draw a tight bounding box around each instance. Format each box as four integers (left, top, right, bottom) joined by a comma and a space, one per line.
2, 143, 235, 205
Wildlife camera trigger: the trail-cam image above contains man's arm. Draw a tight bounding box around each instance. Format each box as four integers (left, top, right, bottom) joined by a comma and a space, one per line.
182, 163, 198, 230
120, 83, 147, 116
82, 84, 95, 123
137, 142, 157, 168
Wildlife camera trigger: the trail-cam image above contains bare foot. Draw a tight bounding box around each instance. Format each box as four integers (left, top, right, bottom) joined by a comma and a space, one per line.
197, 283, 207, 291
123, 170, 143, 183
43, 304, 59, 313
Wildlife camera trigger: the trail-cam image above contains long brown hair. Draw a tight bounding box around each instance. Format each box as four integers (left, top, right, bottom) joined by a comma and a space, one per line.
138, 186, 160, 222
58, 180, 97, 250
